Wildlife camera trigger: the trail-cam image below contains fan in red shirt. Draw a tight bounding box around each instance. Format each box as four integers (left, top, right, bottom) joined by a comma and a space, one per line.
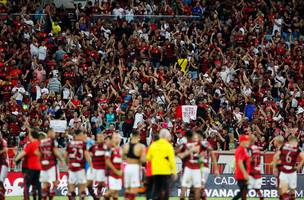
65, 129, 92, 200
71, 95, 81, 108
87, 134, 108, 199
0, 81, 13, 102
137, 122, 148, 146
38, 129, 65, 200
273, 136, 304, 200
163, 40, 175, 66
178, 132, 203, 200
233, 134, 251, 200
104, 132, 122, 200
0, 133, 8, 200
248, 135, 264, 200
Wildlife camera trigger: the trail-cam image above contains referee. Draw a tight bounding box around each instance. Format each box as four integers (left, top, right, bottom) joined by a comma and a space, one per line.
15, 131, 42, 200
146, 129, 177, 200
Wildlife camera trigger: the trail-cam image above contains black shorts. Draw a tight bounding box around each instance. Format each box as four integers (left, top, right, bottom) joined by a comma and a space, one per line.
25, 169, 40, 186
152, 175, 171, 200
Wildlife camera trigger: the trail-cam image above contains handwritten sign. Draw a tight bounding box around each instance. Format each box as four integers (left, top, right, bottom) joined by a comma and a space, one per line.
50, 120, 67, 133
181, 105, 197, 123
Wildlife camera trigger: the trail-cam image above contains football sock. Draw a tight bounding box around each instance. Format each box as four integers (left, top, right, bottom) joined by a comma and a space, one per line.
201, 188, 207, 200
80, 191, 86, 200
189, 187, 195, 200
23, 184, 30, 200
97, 185, 104, 197
49, 188, 55, 200
129, 193, 136, 200
255, 189, 263, 200
124, 192, 130, 200
241, 189, 247, 200
68, 192, 76, 200
0, 182, 5, 200
281, 193, 290, 200
88, 186, 97, 198
32, 189, 37, 200
41, 188, 48, 200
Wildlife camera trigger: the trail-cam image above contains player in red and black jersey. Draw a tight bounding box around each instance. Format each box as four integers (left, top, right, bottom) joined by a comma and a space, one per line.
105, 132, 122, 200
65, 129, 92, 200
178, 133, 202, 200
87, 133, 108, 200
0, 133, 8, 200
273, 135, 284, 200
200, 139, 219, 200
38, 129, 65, 200
273, 136, 304, 200
248, 135, 264, 200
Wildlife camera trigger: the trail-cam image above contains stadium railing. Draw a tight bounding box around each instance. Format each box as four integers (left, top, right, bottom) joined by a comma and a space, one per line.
0, 12, 203, 24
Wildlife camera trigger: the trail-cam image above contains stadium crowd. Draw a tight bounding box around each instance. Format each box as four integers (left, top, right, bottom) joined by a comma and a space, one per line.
1, 0, 304, 152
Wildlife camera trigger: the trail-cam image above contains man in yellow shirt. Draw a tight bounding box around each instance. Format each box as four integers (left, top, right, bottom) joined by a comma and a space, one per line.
146, 129, 177, 200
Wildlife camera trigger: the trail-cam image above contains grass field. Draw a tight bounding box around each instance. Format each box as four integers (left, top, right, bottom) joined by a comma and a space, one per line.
4, 197, 304, 200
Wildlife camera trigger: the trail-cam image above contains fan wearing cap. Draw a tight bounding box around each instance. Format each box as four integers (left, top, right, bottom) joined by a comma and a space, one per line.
232, 135, 251, 200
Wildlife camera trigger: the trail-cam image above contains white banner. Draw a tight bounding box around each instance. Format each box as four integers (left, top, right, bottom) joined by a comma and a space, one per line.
181, 105, 197, 123
50, 120, 67, 133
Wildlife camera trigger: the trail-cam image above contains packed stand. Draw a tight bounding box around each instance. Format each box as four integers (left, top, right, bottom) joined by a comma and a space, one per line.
0, 0, 304, 152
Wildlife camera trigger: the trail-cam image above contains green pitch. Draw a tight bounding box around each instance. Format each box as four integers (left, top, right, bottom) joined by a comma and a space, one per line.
5, 197, 304, 200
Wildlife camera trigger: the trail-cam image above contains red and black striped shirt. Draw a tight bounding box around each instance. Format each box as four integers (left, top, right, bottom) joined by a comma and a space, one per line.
67, 140, 86, 172
182, 142, 202, 170
90, 143, 107, 170
106, 146, 122, 178
248, 145, 262, 178
39, 138, 57, 170
280, 143, 300, 173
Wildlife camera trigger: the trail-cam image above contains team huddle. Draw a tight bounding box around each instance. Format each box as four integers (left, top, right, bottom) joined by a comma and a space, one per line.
0, 128, 301, 200
13, 129, 146, 200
